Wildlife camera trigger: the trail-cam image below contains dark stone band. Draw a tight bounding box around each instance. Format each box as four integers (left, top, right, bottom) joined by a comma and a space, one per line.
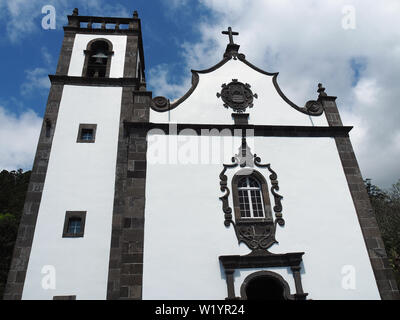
124, 121, 353, 138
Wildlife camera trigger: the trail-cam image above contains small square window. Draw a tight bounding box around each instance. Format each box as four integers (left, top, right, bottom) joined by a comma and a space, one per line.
67, 218, 82, 235
77, 124, 97, 143
63, 211, 86, 238
80, 128, 94, 141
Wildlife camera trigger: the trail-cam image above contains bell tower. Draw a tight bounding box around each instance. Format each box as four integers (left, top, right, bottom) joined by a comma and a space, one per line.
4, 8, 149, 300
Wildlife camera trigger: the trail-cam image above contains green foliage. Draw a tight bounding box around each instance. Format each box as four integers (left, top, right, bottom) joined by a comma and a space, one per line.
365, 178, 400, 286
0, 169, 31, 299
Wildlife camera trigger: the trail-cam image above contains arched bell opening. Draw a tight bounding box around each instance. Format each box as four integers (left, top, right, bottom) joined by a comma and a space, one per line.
82, 39, 114, 78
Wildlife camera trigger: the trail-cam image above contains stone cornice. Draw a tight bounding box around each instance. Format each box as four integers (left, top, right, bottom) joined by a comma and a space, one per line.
124, 122, 353, 137
219, 252, 304, 270
49, 75, 139, 87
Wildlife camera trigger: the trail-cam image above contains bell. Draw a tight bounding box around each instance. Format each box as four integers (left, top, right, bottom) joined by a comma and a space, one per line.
92, 51, 108, 64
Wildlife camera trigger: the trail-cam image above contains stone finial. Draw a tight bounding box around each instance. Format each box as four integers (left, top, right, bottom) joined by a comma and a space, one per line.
72, 8, 79, 16
139, 81, 147, 91
317, 83, 327, 97
133, 10, 139, 18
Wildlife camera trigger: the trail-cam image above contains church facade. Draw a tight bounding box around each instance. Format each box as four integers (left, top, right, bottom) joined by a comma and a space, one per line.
4, 9, 399, 300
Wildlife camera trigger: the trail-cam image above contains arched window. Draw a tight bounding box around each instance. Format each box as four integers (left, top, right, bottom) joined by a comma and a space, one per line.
82, 39, 113, 78
237, 176, 264, 218
232, 170, 273, 221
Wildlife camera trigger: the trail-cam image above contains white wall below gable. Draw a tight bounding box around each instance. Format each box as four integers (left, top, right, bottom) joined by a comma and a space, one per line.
142, 134, 380, 300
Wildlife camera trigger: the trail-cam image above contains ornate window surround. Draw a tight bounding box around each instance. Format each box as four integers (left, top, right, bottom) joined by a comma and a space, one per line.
82, 38, 114, 78
219, 138, 284, 253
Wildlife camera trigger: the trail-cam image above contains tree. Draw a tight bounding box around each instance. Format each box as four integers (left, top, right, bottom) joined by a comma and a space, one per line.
366, 178, 400, 286
0, 170, 31, 298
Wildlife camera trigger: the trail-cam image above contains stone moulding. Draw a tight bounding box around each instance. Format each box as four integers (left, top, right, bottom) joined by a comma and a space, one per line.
150, 50, 324, 116
49, 75, 139, 88
123, 121, 352, 137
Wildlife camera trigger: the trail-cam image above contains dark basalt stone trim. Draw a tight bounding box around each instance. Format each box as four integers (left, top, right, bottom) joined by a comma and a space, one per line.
49, 75, 139, 88
136, 17, 146, 73
3, 84, 65, 300
320, 95, 400, 300
68, 15, 139, 25
56, 31, 76, 75
150, 49, 323, 116
63, 26, 139, 36
232, 113, 249, 125
219, 252, 304, 269
106, 88, 150, 300
124, 36, 140, 79
124, 121, 352, 137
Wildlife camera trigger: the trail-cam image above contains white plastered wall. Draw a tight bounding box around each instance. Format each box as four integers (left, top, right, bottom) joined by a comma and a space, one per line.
22, 85, 122, 300
142, 134, 380, 300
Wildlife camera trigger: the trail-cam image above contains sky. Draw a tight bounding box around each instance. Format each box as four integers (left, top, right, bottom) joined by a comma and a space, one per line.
0, 0, 399, 189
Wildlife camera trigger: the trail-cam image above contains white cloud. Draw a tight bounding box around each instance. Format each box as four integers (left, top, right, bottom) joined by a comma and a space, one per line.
0, 106, 42, 171
41, 47, 54, 65
150, 0, 400, 188
149, 64, 191, 100
353, 78, 379, 106
0, 0, 130, 42
20, 67, 51, 96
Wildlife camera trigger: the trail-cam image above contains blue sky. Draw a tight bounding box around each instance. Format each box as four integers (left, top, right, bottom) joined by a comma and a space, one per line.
0, 0, 399, 189
0, 0, 212, 117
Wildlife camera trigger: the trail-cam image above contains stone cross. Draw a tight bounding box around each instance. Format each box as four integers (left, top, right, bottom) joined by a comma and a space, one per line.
222, 27, 239, 45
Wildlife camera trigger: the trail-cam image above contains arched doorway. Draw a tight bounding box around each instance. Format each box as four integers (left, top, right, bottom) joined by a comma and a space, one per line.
240, 271, 293, 300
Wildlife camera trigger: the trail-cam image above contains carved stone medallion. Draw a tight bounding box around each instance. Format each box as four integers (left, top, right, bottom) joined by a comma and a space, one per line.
217, 79, 258, 113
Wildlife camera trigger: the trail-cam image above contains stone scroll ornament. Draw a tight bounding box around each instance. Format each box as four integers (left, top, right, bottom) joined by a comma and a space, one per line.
217, 79, 258, 113
219, 139, 285, 253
